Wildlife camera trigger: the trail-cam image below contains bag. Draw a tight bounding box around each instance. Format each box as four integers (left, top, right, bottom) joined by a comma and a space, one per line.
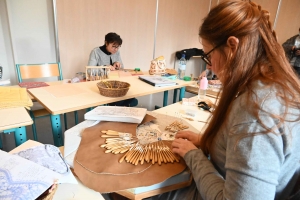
176, 48, 204, 60
149, 56, 166, 75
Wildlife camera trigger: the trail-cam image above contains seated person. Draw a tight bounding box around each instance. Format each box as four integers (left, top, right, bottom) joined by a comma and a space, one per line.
282, 27, 300, 76
154, 1, 300, 199
88, 32, 138, 107
198, 66, 221, 85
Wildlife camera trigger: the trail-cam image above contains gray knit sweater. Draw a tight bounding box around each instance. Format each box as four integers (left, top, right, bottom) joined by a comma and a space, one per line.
154, 81, 300, 200
87, 47, 124, 68
181, 81, 300, 200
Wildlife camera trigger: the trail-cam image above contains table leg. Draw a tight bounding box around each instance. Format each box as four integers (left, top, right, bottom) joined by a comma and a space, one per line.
173, 89, 178, 103
75, 111, 79, 125
86, 107, 94, 112
50, 114, 63, 147
64, 113, 67, 130
163, 91, 169, 107
0, 133, 2, 149
3, 126, 27, 146
179, 87, 186, 101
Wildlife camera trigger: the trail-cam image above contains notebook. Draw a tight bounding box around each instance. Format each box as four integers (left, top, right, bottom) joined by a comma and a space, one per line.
139, 75, 177, 87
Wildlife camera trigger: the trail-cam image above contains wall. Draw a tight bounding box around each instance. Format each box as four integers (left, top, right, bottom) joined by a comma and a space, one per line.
56, 0, 157, 78
1, 0, 300, 89
55, 0, 207, 80
0, 0, 14, 83
2, 0, 56, 84
275, 0, 300, 44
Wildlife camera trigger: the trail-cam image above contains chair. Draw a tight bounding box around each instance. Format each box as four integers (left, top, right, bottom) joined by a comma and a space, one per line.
15, 62, 78, 142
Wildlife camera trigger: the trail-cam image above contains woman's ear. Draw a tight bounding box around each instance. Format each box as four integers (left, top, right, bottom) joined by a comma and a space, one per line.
227, 36, 239, 53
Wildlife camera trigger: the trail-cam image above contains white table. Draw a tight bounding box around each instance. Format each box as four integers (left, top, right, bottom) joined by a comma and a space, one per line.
154, 96, 215, 133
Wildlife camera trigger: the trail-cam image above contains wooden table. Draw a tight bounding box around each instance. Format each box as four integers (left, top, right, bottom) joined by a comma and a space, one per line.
28, 76, 192, 146
0, 107, 33, 148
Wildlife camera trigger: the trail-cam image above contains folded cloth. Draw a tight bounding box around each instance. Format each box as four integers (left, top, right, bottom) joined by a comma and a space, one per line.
18, 81, 49, 89
0, 87, 33, 110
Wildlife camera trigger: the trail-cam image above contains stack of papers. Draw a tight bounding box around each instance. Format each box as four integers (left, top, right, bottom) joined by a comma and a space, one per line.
1, 140, 80, 199
0, 87, 33, 109
84, 106, 147, 123
0, 149, 61, 199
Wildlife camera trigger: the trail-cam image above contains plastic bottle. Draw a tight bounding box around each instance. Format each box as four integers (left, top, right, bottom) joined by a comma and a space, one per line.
178, 54, 187, 80
198, 77, 208, 100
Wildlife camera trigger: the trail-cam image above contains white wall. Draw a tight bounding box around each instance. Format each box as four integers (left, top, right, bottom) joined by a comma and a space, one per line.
1, 0, 297, 109
0, 0, 14, 83
4, 0, 56, 84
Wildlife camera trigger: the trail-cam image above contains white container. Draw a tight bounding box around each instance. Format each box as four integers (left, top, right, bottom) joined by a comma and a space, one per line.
198, 77, 208, 100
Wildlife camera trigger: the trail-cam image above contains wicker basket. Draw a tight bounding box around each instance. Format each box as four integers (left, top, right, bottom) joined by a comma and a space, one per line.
97, 80, 130, 97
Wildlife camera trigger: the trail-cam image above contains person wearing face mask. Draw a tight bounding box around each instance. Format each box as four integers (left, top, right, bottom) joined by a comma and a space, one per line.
88, 32, 138, 107
152, 1, 300, 200
282, 28, 300, 76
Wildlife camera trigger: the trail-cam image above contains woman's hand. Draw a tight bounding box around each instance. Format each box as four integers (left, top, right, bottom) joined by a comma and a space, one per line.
172, 138, 198, 158
113, 62, 121, 70
109, 65, 116, 71
198, 70, 207, 80
198, 66, 212, 80
175, 130, 201, 147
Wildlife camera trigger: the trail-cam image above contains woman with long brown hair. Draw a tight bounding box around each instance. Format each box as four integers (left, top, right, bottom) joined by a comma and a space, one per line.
169, 0, 300, 199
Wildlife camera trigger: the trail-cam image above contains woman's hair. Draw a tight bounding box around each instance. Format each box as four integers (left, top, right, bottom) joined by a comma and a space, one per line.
199, 0, 300, 155
105, 32, 122, 45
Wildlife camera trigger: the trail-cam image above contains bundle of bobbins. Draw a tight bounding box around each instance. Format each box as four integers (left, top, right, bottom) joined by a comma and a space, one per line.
165, 120, 189, 133
100, 130, 180, 165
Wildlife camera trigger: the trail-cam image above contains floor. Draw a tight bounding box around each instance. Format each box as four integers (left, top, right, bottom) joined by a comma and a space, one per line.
1, 109, 86, 152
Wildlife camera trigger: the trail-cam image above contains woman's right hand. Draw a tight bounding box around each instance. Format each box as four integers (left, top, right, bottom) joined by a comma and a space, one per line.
175, 130, 201, 147
109, 65, 116, 71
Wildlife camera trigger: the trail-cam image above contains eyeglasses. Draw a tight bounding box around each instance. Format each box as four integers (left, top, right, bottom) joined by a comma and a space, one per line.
112, 45, 121, 49
200, 43, 224, 66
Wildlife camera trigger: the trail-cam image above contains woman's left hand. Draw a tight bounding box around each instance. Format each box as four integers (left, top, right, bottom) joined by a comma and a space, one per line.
113, 62, 121, 70
172, 138, 198, 158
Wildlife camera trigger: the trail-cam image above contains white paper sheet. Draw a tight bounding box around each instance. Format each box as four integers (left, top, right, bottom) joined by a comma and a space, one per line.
84, 106, 147, 123
9, 140, 78, 185
0, 150, 61, 200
